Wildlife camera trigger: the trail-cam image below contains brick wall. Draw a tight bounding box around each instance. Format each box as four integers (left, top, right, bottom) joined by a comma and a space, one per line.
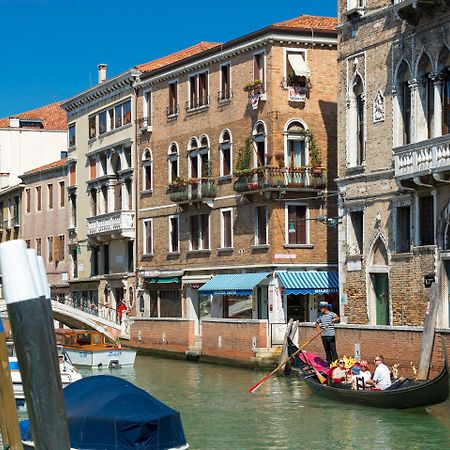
201, 319, 268, 362
129, 318, 195, 354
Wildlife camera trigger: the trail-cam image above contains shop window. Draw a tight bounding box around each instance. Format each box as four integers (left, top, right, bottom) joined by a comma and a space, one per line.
190, 213, 209, 250
169, 215, 179, 253
255, 206, 268, 245
68, 123, 76, 147
287, 204, 307, 245
348, 210, 363, 255
144, 219, 153, 255
419, 196, 434, 245
221, 209, 233, 248
395, 205, 411, 253
219, 130, 232, 177
223, 295, 252, 319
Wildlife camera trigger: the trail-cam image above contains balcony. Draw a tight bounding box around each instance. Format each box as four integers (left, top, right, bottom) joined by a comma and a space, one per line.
345, 0, 365, 19
137, 117, 152, 133
393, 0, 446, 25
233, 166, 327, 195
394, 134, 450, 187
186, 95, 210, 112
167, 178, 216, 206
87, 211, 134, 240
166, 105, 179, 119
217, 90, 232, 104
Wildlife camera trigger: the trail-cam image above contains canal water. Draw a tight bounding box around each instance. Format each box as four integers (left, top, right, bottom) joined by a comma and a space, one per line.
71, 355, 449, 450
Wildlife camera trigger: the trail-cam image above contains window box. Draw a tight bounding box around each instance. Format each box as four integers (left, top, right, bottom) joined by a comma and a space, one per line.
243, 80, 266, 94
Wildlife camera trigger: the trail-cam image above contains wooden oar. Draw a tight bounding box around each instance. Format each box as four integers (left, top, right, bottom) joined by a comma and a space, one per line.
301, 350, 327, 384
248, 323, 331, 393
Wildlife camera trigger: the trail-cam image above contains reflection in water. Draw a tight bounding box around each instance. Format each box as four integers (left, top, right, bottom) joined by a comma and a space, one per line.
31, 355, 450, 449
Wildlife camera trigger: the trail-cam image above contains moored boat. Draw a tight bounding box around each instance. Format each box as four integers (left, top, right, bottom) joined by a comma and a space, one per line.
56, 329, 136, 368
19, 375, 189, 450
287, 340, 449, 409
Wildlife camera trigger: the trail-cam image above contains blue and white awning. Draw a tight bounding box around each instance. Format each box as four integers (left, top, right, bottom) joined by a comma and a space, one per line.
277, 271, 338, 295
198, 272, 271, 296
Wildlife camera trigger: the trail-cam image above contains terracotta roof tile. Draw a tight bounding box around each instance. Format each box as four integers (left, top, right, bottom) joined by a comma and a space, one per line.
23, 158, 67, 175
137, 42, 222, 73
0, 101, 67, 130
273, 15, 337, 31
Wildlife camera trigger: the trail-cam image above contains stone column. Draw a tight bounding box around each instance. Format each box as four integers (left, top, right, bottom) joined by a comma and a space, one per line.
106, 150, 113, 176
408, 78, 419, 144
430, 73, 443, 138
121, 181, 128, 211
107, 181, 114, 213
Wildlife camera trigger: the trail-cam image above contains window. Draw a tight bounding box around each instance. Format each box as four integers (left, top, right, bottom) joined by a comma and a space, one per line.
397, 62, 412, 145
253, 122, 267, 167
142, 149, 152, 191
36, 238, 42, 256
395, 205, 411, 253
122, 100, 131, 125
254, 52, 266, 84
188, 72, 209, 109
99, 111, 107, 134
255, 206, 268, 245
286, 121, 307, 167
36, 186, 42, 211
355, 78, 365, 165
143, 90, 152, 126
114, 104, 123, 128
219, 130, 232, 176
168, 81, 178, 116
90, 188, 98, 216
220, 63, 231, 101
287, 205, 307, 245
68, 124, 76, 147
47, 184, 53, 209
127, 241, 134, 273
91, 245, 99, 276
47, 236, 53, 263
69, 194, 77, 228
103, 244, 109, 274
169, 215, 179, 253
89, 157, 96, 180
107, 108, 114, 131
443, 73, 450, 135
89, 116, 96, 139
144, 219, 153, 255
69, 162, 76, 186
55, 235, 65, 262
419, 196, 434, 245
188, 136, 210, 179
168, 143, 179, 182
285, 51, 309, 87
190, 213, 210, 251
59, 181, 65, 207
25, 239, 31, 248
348, 210, 364, 255
71, 249, 78, 278
221, 209, 233, 248
25, 188, 31, 213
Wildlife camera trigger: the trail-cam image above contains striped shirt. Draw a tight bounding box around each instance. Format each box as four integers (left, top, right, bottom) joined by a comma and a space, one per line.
316, 311, 337, 336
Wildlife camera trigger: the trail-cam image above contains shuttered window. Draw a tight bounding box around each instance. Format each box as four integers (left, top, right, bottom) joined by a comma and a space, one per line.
256, 206, 268, 245
288, 205, 307, 245
144, 220, 153, 254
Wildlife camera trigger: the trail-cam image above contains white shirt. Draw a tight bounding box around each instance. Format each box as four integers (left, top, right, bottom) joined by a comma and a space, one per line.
372, 363, 391, 390
357, 370, 372, 383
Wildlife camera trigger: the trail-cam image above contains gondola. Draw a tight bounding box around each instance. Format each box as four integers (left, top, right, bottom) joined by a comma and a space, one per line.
287, 339, 449, 409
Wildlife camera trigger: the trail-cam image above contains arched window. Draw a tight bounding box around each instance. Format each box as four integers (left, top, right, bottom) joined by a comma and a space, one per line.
416, 52, 434, 140
252, 121, 267, 167
219, 129, 232, 177
285, 120, 307, 167
142, 149, 152, 191
168, 142, 179, 182
353, 76, 365, 165
188, 136, 210, 178
438, 45, 450, 136
397, 61, 412, 145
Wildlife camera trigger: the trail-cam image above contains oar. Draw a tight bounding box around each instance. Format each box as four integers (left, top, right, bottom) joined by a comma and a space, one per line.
248, 323, 331, 393
301, 350, 327, 384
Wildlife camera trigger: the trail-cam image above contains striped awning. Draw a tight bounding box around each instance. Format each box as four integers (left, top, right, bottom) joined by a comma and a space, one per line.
277, 271, 338, 295
198, 272, 271, 296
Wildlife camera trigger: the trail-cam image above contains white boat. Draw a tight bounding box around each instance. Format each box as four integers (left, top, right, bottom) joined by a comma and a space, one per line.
56, 329, 137, 368
7, 342, 82, 407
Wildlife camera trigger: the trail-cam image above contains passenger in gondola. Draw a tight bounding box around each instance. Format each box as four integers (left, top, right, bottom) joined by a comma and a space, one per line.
316, 301, 340, 366
365, 355, 392, 390
352, 360, 371, 389
331, 359, 352, 386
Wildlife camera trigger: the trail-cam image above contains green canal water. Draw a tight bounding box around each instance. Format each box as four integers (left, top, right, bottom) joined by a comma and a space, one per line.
77, 355, 449, 450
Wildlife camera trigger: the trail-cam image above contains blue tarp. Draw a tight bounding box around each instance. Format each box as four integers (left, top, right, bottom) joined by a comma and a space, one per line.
198, 272, 271, 296
20, 375, 188, 450
277, 270, 339, 295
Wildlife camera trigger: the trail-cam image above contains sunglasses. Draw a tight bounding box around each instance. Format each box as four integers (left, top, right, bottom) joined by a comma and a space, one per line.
339, 361, 345, 364
374, 359, 381, 362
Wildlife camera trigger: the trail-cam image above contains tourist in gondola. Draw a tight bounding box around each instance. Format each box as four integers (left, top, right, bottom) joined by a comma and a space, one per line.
352, 360, 371, 390
365, 355, 392, 390
331, 359, 352, 386
315, 301, 340, 366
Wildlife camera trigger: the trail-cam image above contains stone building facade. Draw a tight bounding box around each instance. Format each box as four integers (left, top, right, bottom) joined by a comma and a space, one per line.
131, 15, 339, 360
337, 0, 450, 328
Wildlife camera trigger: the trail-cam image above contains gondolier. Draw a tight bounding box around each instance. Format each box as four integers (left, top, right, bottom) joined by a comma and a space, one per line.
316, 301, 340, 366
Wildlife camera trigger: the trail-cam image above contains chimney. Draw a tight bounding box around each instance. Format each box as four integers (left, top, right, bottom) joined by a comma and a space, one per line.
98, 64, 107, 83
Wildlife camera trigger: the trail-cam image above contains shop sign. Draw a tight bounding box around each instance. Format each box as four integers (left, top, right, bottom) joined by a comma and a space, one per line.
275, 254, 296, 259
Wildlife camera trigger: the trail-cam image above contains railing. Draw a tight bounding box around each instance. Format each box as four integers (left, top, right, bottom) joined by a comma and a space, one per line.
217, 90, 232, 102
233, 166, 327, 193
186, 95, 210, 111
137, 117, 152, 130
394, 134, 450, 179
87, 211, 134, 236
55, 296, 120, 324
166, 105, 179, 118
168, 178, 217, 203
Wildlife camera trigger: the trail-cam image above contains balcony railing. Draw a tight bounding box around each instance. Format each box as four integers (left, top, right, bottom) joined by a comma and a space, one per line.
137, 117, 152, 132
168, 178, 217, 203
186, 95, 210, 111
233, 166, 327, 193
217, 90, 232, 102
394, 134, 450, 180
87, 211, 134, 238
166, 105, 179, 118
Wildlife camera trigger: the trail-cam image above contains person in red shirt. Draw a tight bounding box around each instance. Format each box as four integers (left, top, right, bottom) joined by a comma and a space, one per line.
117, 301, 127, 323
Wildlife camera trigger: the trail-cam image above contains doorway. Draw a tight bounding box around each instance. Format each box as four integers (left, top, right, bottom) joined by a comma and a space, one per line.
371, 273, 390, 325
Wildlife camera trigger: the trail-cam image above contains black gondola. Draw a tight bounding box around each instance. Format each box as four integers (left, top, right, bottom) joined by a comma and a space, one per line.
287, 339, 449, 409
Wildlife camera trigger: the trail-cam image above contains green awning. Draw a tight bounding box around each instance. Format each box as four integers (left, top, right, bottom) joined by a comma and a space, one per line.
146, 276, 180, 284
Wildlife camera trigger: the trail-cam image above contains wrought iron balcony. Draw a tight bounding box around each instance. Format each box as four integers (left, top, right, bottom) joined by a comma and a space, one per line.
217, 90, 232, 103
233, 166, 327, 194
166, 105, 179, 118
87, 211, 134, 240
167, 178, 217, 205
186, 95, 210, 111
393, 0, 446, 25
394, 134, 450, 186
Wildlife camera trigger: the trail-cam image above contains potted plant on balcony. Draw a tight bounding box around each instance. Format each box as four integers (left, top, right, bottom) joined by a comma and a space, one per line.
233, 137, 253, 192
168, 177, 188, 202
243, 79, 263, 92
274, 150, 285, 168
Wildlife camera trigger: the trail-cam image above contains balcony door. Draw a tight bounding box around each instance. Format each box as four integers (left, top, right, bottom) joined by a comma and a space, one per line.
287, 139, 306, 167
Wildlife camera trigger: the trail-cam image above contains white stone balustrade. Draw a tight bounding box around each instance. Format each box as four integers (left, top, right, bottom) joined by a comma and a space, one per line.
394, 134, 450, 180
87, 211, 134, 238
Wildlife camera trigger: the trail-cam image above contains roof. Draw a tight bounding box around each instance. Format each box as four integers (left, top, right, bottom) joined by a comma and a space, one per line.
136, 41, 222, 72
273, 15, 337, 31
22, 158, 67, 176
0, 101, 67, 130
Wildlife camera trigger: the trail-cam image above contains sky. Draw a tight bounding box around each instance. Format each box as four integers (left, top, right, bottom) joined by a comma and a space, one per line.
0, 0, 337, 117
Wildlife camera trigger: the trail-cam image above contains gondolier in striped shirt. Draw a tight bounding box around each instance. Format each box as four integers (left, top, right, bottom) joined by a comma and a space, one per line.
316, 301, 340, 366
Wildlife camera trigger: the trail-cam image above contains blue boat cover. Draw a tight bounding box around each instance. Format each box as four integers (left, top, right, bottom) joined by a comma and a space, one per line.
198, 272, 271, 296
20, 375, 188, 450
277, 270, 339, 295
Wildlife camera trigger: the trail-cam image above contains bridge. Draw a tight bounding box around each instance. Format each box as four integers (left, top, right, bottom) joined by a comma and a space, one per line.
0, 298, 129, 341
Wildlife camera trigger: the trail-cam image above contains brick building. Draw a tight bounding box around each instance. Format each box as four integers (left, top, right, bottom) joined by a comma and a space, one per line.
131, 15, 339, 362
337, 0, 450, 330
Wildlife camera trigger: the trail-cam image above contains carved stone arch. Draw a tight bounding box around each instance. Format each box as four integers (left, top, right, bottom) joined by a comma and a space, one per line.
394, 58, 412, 83
367, 231, 390, 267
438, 202, 450, 251
437, 43, 450, 71
415, 48, 433, 78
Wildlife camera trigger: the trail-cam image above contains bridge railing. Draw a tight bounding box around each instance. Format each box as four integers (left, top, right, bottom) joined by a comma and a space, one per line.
54, 297, 120, 325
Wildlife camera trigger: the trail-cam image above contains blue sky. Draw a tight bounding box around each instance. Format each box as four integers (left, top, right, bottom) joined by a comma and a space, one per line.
0, 0, 337, 117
